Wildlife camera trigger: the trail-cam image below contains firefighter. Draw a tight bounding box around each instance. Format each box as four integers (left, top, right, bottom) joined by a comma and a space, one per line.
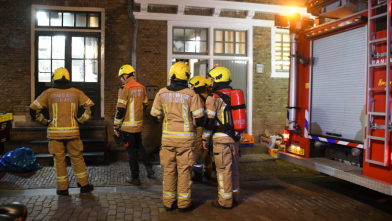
30, 67, 94, 196
202, 67, 240, 209
151, 61, 205, 212
114, 64, 155, 186
188, 76, 211, 182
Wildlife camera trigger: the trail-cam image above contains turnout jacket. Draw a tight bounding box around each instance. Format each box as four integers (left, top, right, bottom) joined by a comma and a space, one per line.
202, 89, 235, 144
30, 87, 94, 139
151, 87, 204, 147
114, 77, 148, 133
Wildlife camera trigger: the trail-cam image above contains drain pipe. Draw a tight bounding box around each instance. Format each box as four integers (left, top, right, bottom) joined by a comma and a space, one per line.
128, 0, 138, 80
287, 33, 300, 134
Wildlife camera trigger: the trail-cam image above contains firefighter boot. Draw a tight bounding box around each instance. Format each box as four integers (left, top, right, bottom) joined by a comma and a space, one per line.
56, 189, 69, 196
126, 176, 141, 186
192, 171, 203, 182
80, 184, 94, 193
164, 201, 177, 211
147, 167, 156, 179
178, 203, 194, 213
211, 201, 232, 209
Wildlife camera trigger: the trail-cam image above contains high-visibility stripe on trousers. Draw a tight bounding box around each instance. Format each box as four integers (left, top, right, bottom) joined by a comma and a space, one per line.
213, 142, 240, 208
160, 146, 195, 209
49, 138, 90, 190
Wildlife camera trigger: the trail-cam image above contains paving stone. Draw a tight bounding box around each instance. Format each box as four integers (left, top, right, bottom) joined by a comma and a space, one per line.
1, 155, 392, 220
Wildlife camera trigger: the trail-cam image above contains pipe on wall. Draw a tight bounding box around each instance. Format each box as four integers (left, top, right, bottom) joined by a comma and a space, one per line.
128, 0, 138, 78
288, 33, 298, 132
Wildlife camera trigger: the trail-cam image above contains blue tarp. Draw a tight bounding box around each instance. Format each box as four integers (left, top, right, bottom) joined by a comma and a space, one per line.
0, 147, 42, 173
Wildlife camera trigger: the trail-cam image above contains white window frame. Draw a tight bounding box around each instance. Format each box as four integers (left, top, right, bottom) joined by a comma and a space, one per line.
271, 27, 290, 78
31, 5, 105, 117
168, 21, 253, 133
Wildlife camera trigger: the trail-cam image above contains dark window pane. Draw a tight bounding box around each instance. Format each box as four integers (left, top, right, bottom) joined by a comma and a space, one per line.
76, 13, 87, 27
196, 29, 207, 41
185, 29, 196, 40
173, 28, 184, 40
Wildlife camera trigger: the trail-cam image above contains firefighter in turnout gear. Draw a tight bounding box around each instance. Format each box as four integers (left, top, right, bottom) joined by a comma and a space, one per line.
189, 76, 213, 182
202, 67, 240, 209
30, 67, 95, 196
151, 61, 205, 212
114, 64, 155, 186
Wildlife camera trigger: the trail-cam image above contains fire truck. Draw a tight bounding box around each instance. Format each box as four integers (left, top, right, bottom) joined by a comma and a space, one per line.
277, 0, 392, 195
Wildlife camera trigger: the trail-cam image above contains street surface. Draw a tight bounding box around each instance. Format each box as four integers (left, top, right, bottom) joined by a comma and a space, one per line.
1, 153, 392, 220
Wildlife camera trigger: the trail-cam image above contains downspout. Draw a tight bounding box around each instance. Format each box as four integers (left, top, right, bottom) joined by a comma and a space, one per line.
288, 33, 301, 134
128, 0, 138, 80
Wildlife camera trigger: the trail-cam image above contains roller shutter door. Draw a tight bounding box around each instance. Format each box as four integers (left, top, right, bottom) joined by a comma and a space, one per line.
310, 26, 366, 143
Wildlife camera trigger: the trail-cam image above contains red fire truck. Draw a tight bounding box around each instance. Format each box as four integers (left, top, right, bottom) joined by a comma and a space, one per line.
277, 0, 392, 195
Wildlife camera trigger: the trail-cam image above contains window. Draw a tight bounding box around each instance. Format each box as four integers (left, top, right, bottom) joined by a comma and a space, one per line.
37, 35, 99, 83
72, 37, 99, 82
36, 10, 101, 28
275, 33, 290, 71
38, 36, 65, 82
172, 27, 207, 54
214, 30, 246, 55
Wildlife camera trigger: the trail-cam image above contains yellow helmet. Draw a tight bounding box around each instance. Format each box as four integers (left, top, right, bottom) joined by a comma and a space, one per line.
205, 78, 212, 91
118, 64, 135, 77
169, 62, 191, 81
207, 67, 231, 83
189, 76, 206, 88
52, 67, 70, 81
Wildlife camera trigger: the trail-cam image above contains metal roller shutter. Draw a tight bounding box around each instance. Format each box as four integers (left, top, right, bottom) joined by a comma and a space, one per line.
310, 26, 366, 143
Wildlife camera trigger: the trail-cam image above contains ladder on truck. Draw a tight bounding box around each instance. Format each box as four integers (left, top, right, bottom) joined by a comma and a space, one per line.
366, 0, 392, 166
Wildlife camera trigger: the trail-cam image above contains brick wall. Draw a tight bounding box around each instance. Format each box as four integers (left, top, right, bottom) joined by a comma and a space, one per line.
253, 26, 288, 140
0, 0, 32, 114
134, 19, 168, 152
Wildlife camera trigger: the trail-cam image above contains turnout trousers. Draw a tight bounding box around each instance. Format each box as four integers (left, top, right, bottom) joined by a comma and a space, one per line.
49, 138, 89, 190
124, 132, 152, 178
160, 146, 195, 209
193, 128, 213, 176
213, 142, 240, 208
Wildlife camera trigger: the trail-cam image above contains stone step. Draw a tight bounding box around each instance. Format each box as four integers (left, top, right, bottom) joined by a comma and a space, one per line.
10, 126, 107, 141
35, 151, 106, 166
240, 143, 267, 155
4, 138, 106, 154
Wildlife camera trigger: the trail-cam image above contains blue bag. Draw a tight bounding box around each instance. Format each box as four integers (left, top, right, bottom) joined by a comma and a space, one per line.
0, 147, 42, 173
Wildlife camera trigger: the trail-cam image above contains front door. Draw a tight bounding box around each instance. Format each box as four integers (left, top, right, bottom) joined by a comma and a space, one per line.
35, 31, 101, 118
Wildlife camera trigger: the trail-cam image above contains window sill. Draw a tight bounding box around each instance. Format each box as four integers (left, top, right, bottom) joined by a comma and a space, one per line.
270, 71, 289, 78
